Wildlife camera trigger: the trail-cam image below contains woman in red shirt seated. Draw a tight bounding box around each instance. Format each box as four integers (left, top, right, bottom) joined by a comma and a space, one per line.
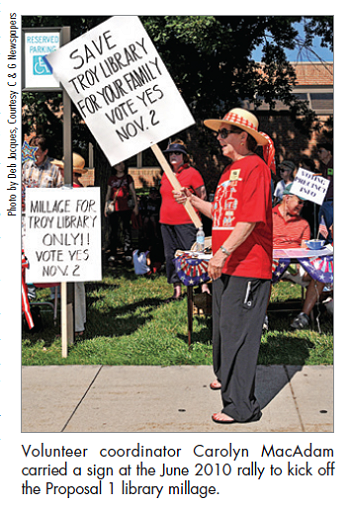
160, 139, 207, 300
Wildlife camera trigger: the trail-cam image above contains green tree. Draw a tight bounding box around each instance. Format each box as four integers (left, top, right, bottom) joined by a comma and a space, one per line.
22, 15, 333, 188
22, 16, 110, 160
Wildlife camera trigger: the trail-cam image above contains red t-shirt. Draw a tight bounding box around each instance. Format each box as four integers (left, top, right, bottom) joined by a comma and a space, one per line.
160, 165, 204, 225
108, 174, 134, 212
212, 155, 272, 279
272, 205, 311, 248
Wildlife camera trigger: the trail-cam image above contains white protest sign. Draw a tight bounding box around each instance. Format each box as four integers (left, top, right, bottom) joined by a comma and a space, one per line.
25, 187, 101, 283
45, 16, 195, 166
291, 167, 330, 205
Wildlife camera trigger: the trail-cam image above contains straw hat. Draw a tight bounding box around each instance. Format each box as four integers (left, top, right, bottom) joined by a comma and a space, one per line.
204, 107, 268, 146
51, 153, 88, 174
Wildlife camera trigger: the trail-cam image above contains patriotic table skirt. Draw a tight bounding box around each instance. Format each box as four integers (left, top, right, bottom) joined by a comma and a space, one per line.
175, 253, 333, 287
272, 256, 333, 285
298, 255, 333, 284
174, 254, 210, 287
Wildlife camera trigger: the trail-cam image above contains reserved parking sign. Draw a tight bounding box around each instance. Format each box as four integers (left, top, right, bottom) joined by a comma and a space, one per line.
23, 29, 61, 90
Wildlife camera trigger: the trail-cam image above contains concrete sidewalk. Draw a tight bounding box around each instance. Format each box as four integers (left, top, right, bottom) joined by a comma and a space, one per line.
22, 365, 333, 433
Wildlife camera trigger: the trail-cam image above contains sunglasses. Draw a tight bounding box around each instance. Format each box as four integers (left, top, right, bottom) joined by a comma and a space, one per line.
168, 151, 183, 156
215, 128, 241, 139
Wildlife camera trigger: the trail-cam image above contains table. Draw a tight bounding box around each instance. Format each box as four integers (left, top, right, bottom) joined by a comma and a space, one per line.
174, 251, 211, 346
175, 246, 333, 346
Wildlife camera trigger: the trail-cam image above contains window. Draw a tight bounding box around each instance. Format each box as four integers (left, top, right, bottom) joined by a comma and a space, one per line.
294, 93, 308, 101
310, 92, 333, 111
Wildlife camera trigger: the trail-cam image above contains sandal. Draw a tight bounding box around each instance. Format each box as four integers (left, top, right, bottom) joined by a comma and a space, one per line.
209, 380, 222, 390
212, 412, 235, 424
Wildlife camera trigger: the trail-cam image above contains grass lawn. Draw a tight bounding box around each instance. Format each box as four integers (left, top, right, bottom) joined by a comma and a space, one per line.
22, 264, 333, 366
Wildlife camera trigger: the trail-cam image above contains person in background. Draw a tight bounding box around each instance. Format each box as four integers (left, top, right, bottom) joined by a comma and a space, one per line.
299, 157, 316, 174
104, 162, 139, 261
160, 139, 208, 300
317, 142, 333, 243
174, 108, 274, 424
22, 135, 64, 190
53, 153, 88, 336
22, 135, 64, 299
72, 159, 87, 188
273, 160, 295, 206
143, 187, 162, 243
272, 183, 326, 330
298, 156, 318, 237
142, 187, 164, 274
133, 238, 152, 277
22, 136, 64, 243
273, 183, 310, 251
52, 152, 88, 188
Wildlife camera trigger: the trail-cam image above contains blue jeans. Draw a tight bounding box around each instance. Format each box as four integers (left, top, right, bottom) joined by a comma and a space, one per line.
318, 200, 333, 242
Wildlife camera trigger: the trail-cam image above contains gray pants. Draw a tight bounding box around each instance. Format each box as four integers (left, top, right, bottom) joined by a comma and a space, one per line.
212, 275, 271, 422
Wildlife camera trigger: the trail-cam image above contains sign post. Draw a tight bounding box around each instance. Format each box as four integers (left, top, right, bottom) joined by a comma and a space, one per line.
23, 26, 75, 353
61, 27, 74, 352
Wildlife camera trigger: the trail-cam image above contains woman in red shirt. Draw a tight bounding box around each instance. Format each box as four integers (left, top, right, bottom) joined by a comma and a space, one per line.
104, 162, 138, 259
160, 140, 207, 300
174, 109, 274, 424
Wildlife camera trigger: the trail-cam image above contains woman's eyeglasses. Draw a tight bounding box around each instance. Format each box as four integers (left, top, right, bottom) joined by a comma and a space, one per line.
215, 128, 241, 139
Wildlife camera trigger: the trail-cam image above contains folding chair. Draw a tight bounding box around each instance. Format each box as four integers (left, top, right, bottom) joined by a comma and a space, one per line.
30, 283, 59, 326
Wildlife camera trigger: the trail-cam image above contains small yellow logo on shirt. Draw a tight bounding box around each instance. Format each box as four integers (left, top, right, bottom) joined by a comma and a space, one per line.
229, 169, 241, 181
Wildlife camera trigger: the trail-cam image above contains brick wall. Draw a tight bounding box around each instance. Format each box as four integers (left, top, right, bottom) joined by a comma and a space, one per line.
258, 113, 332, 169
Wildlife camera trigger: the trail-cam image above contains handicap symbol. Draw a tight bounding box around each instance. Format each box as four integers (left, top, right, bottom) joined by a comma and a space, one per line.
33, 56, 52, 76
